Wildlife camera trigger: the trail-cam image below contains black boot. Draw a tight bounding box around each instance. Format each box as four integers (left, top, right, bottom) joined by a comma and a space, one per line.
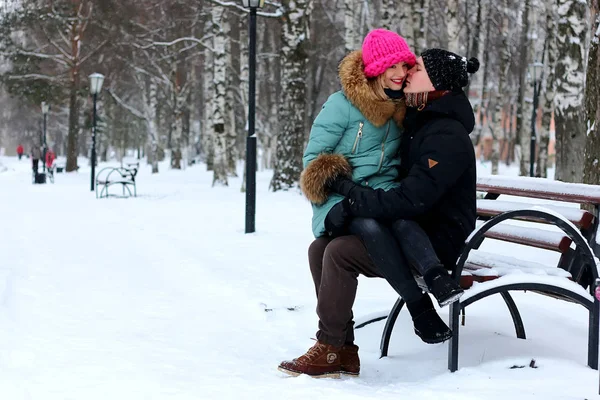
406, 294, 452, 344
424, 267, 464, 307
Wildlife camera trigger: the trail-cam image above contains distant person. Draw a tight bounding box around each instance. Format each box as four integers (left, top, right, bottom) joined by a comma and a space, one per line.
16, 144, 24, 160
31, 145, 41, 173
45, 148, 56, 170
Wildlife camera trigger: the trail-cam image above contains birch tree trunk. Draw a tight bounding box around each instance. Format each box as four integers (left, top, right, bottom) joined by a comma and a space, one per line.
537, 0, 558, 178
203, 6, 215, 172
170, 65, 186, 170
344, 0, 359, 52
144, 79, 160, 173
399, 0, 415, 47
583, 1, 600, 186
490, 0, 511, 175
239, 15, 249, 192
271, 0, 313, 191
554, 0, 589, 182
413, 0, 430, 54
223, 10, 237, 177
212, 4, 228, 186
472, 3, 490, 148
446, 0, 461, 53
466, 0, 484, 97
380, 0, 398, 30
515, 0, 533, 176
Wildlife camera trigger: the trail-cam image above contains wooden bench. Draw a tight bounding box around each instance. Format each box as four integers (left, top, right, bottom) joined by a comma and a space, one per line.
95, 163, 139, 199
359, 175, 600, 372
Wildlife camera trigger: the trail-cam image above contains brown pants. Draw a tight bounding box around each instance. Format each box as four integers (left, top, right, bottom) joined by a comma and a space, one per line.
308, 235, 383, 347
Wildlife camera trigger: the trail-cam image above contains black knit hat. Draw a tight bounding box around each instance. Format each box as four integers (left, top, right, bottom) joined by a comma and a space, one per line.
421, 49, 480, 91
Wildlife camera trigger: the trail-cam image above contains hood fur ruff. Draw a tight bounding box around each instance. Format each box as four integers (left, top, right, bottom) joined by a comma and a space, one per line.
339, 50, 406, 128
301, 153, 352, 205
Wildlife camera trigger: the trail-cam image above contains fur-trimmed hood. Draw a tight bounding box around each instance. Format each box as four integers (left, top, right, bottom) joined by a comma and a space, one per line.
300, 153, 352, 205
339, 50, 406, 128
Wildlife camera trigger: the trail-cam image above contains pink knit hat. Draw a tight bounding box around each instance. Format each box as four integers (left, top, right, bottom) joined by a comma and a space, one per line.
362, 29, 416, 78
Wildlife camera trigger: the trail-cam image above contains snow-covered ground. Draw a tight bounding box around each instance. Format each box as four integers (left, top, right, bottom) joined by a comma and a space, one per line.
0, 155, 598, 399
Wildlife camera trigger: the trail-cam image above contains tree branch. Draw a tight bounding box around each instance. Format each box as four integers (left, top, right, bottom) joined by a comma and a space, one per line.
208, 0, 283, 17
106, 88, 145, 120
135, 36, 214, 52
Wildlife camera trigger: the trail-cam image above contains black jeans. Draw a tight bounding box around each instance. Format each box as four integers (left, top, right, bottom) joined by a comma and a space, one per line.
389, 219, 444, 277
347, 218, 422, 303
347, 218, 444, 303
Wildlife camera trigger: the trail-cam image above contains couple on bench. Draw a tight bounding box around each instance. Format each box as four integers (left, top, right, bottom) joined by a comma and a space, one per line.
278, 28, 479, 378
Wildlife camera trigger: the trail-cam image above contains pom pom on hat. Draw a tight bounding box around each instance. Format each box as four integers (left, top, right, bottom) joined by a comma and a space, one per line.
467, 57, 480, 74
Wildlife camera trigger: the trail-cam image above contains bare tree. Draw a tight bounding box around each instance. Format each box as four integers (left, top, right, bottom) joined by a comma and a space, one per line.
380, 0, 398, 30
412, 0, 430, 53
211, 3, 229, 185
344, 0, 360, 52
584, 0, 600, 186
537, 0, 558, 178
270, 0, 313, 191
554, 0, 588, 182
446, 0, 461, 53
514, 0, 533, 176
489, 0, 511, 175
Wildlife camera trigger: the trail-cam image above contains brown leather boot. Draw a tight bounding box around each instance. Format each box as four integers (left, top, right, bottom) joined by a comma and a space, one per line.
278, 341, 342, 378
340, 344, 360, 376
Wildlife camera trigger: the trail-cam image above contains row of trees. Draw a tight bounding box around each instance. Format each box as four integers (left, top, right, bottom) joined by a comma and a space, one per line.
0, 0, 599, 189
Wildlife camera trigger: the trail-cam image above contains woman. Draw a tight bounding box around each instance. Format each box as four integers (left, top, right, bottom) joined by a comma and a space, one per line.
300, 28, 415, 239
278, 29, 416, 379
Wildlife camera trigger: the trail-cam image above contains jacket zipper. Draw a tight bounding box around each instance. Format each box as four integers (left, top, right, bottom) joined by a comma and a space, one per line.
350, 122, 364, 154
377, 121, 391, 173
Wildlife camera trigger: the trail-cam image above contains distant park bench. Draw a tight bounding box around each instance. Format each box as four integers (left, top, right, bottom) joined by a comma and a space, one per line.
357, 175, 600, 372
95, 162, 139, 198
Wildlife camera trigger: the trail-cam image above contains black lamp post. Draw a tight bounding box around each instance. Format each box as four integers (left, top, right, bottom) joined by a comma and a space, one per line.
89, 72, 105, 191
41, 101, 49, 173
241, 0, 264, 234
529, 61, 543, 177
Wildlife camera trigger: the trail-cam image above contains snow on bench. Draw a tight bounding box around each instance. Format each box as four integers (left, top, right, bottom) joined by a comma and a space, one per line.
465, 250, 572, 279
477, 175, 600, 205
477, 199, 595, 229
460, 272, 592, 303
476, 219, 572, 253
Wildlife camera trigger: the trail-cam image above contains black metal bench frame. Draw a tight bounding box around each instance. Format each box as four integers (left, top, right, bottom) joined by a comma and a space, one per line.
358, 187, 600, 372
95, 166, 138, 199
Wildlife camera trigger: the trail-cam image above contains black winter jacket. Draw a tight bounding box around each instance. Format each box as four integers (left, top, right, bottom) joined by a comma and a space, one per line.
334, 91, 477, 268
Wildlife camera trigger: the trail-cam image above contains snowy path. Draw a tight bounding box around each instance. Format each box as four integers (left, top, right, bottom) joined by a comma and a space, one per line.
0, 156, 598, 399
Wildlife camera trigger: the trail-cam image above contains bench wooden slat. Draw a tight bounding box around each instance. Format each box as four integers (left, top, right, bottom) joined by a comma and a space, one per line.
477, 175, 600, 205
477, 199, 595, 229
464, 250, 572, 278
477, 220, 572, 253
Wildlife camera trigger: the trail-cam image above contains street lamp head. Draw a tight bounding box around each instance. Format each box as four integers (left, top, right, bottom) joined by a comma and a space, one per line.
529, 61, 544, 82
89, 73, 105, 95
41, 101, 49, 114
241, 0, 265, 8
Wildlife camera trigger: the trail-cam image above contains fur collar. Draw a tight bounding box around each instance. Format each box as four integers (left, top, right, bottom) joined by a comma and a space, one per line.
338, 51, 406, 128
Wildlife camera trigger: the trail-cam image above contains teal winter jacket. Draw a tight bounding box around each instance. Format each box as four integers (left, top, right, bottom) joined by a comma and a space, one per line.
301, 50, 406, 237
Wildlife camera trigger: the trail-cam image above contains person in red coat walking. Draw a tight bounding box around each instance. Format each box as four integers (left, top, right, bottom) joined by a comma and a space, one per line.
16, 144, 24, 160
45, 148, 56, 170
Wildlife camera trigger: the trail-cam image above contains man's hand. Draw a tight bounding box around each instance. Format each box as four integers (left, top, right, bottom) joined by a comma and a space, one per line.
329, 177, 359, 197
324, 198, 351, 237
